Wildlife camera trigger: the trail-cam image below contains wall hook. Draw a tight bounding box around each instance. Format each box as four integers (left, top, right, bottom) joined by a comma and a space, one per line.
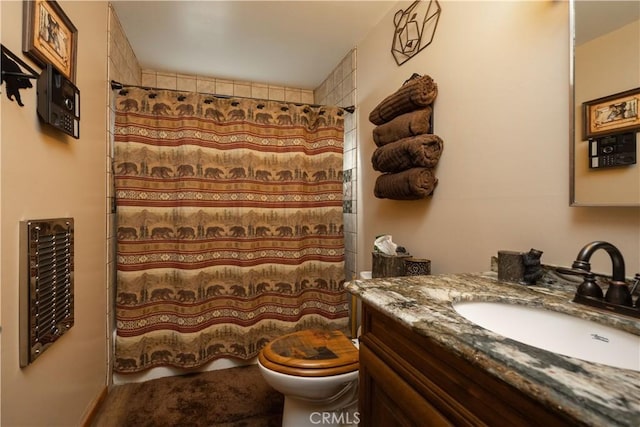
1, 44, 39, 107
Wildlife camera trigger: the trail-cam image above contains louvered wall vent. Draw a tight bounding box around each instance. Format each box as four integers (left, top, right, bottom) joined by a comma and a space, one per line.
20, 218, 74, 368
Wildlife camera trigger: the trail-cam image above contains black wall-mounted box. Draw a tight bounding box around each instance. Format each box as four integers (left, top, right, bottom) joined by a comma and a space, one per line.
37, 64, 80, 139
589, 132, 636, 169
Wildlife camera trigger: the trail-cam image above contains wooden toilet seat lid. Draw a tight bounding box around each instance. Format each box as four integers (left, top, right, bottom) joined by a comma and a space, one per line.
258, 329, 359, 377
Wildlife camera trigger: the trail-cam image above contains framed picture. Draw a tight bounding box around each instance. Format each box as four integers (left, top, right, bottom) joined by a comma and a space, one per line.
23, 0, 77, 82
583, 87, 640, 139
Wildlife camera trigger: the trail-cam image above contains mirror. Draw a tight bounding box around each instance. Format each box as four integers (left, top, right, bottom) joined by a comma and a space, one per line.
570, 0, 640, 206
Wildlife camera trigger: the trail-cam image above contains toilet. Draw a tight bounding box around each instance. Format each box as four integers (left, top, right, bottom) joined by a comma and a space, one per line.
257, 329, 360, 427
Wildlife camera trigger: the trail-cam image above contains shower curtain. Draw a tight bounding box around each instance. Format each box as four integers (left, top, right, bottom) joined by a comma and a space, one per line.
113, 87, 348, 373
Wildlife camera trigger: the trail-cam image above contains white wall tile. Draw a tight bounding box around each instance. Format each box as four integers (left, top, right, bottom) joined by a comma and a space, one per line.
141, 71, 157, 87
344, 129, 356, 152
233, 83, 252, 98
268, 86, 285, 101
342, 54, 353, 82
177, 75, 197, 92
216, 79, 234, 96
301, 90, 315, 105
196, 78, 216, 94
343, 148, 355, 170
285, 88, 302, 103
344, 213, 357, 234
156, 73, 177, 90
251, 84, 269, 100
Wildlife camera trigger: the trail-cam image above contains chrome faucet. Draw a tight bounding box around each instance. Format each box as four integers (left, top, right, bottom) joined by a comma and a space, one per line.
558, 241, 638, 318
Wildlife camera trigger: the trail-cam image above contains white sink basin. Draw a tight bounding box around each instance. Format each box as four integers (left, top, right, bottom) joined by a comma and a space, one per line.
453, 301, 640, 371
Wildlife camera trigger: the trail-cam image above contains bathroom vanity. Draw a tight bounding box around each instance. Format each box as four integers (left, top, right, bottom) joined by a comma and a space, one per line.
346, 272, 640, 427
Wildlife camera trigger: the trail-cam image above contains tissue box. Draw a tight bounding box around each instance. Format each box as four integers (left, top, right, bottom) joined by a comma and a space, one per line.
372, 252, 412, 278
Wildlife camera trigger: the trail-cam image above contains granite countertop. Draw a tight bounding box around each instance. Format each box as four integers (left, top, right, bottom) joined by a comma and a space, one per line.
345, 270, 640, 427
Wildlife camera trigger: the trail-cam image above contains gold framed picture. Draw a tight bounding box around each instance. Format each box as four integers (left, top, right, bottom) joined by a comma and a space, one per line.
583, 87, 640, 139
23, 0, 77, 82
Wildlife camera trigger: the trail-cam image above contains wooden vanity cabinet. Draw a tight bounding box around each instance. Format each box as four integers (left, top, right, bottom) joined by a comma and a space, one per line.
358, 303, 581, 427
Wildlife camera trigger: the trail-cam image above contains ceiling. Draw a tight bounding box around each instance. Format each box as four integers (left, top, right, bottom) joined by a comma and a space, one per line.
111, 1, 640, 89
111, 1, 397, 90
575, 0, 640, 45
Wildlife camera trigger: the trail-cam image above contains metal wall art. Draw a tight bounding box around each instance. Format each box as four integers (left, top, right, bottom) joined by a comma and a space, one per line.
1, 44, 38, 107
391, 0, 441, 66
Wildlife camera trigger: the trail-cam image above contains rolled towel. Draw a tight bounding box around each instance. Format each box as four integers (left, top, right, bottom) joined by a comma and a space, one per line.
369, 74, 438, 125
372, 134, 443, 173
373, 107, 432, 147
374, 168, 438, 200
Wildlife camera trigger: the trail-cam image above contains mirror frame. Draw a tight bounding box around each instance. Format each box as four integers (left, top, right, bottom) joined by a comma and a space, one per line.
569, 0, 640, 207
569, 0, 576, 206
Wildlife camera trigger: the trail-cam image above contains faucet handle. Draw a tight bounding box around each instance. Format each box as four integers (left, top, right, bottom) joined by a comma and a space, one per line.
631, 274, 640, 307
576, 273, 604, 300
604, 281, 633, 307
631, 274, 640, 296
556, 267, 605, 299
556, 266, 603, 298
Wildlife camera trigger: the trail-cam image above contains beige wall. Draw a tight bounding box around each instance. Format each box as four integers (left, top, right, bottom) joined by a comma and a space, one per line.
357, 1, 640, 277
1, 1, 109, 425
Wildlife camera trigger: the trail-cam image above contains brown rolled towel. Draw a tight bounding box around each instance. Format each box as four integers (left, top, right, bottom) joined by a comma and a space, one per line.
369, 74, 438, 125
372, 134, 443, 173
373, 107, 432, 147
374, 168, 438, 200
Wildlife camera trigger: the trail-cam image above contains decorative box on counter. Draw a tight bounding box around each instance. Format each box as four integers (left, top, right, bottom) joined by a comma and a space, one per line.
405, 258, 431, 276
372, 252, 431, 278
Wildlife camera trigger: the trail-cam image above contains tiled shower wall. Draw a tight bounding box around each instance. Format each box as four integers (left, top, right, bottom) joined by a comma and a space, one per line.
315, 50, 359, 282
107, 4, 141, 381
139, 72, 315, 104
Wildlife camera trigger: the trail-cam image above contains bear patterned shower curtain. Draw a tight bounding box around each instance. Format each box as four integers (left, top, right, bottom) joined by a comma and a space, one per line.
113, 87, 348, 373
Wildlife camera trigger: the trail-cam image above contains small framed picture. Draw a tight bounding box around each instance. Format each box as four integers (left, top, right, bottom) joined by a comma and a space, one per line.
583, 87, 640, 139
23, 0, 77, 82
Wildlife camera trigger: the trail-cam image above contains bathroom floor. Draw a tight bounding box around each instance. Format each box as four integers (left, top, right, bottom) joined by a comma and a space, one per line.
91, 364, 283, 427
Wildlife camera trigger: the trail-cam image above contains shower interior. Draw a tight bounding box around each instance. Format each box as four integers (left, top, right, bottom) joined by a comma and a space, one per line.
108, 83, 358, 382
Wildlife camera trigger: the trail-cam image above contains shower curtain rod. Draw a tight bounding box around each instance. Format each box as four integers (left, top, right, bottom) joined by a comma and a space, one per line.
110, 80, 355, 114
